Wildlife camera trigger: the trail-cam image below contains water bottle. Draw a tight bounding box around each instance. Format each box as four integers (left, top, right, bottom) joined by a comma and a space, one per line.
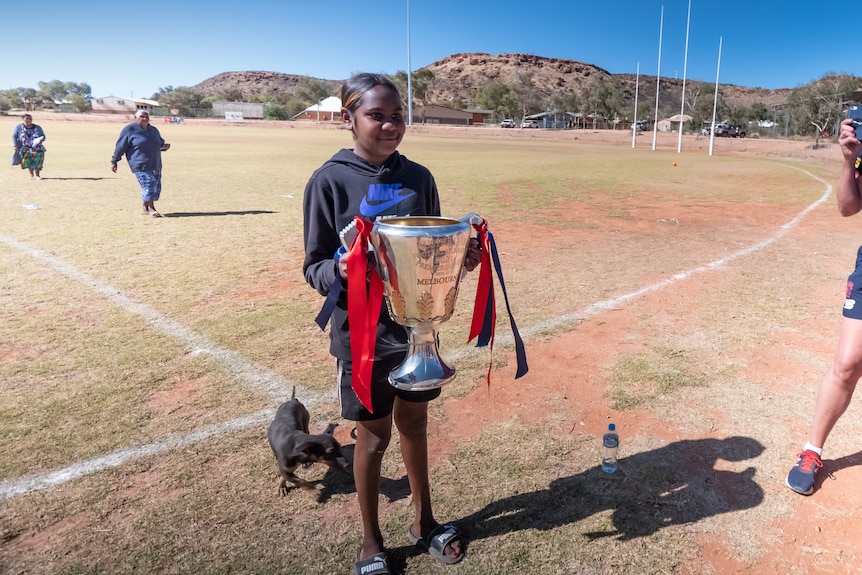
602, 423, 619, 473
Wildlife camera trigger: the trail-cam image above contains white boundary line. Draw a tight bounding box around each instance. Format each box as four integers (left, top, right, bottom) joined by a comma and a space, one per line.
0, 167, 832, 500
0, 410, 272, 499
0, 234, 310, 405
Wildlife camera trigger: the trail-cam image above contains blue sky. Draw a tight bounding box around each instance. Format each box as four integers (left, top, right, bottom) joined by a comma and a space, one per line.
0, 0, 853, 99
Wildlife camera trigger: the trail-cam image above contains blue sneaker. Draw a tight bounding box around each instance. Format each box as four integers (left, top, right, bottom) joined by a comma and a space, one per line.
785, 450, 822, 495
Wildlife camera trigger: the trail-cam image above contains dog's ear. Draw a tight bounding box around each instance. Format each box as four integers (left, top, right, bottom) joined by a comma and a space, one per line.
295, 443, 326, 462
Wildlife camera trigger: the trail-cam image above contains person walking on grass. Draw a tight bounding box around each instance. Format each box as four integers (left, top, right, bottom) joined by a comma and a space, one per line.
786, 116, 862, 495
12, 114, 46, 179
302, 73, 480, 575
111, 110, 170, 217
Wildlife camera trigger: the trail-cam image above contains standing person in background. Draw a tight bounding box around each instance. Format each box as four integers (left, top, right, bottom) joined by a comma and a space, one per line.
12, 114, 46, 179
111, 110, 170, 217
303, 73, 477, 575
786, 116, 862, 495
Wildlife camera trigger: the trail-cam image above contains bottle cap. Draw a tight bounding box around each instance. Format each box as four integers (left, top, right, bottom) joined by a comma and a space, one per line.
608, 423, 616, 431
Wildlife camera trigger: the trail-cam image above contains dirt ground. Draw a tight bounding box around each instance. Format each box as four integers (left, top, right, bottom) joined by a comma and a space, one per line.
412, 126, 856, 572
408, 128, 859, 573
4, 113, 859, 573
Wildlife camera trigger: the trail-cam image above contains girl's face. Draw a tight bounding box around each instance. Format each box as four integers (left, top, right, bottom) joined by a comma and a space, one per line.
344, 85, 405, 166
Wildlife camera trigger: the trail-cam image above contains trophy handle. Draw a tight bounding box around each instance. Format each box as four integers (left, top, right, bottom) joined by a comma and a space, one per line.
459, 213, 484, 228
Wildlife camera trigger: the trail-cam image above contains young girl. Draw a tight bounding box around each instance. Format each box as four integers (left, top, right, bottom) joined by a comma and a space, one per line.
303, 73, 477, 574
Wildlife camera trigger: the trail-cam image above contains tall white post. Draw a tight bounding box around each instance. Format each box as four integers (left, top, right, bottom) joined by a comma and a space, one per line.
709, 36, 722, 156
677, 0, 691, 153
652, 5, 664, 151
407, 0, 413, 126
632, 62, 640, 149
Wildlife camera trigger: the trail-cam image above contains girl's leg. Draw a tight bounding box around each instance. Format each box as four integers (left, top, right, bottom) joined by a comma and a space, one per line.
394, 398, 461, 559
354, 415, 392, 560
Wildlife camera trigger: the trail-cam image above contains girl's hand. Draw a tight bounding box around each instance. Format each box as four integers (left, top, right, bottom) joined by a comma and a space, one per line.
464, 238, 482, 272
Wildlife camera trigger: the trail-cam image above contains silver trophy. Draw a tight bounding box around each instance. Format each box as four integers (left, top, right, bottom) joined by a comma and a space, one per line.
359, 214, 482, 391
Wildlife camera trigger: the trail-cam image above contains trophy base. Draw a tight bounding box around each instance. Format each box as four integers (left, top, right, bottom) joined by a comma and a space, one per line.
388, 341, 456, 391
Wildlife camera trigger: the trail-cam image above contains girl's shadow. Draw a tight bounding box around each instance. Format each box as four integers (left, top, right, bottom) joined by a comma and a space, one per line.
459, 436, 766, 542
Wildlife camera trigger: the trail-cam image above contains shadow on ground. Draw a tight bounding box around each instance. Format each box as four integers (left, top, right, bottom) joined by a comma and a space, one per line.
164, 210, 277, 217
814, 449, 862, 492
458, 436, 765, 543
298, 435, 768, 571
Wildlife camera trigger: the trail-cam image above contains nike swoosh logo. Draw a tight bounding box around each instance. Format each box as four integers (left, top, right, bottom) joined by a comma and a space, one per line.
360, 190, 416, 217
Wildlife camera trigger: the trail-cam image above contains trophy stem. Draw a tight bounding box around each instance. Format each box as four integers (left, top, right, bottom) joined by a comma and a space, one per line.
389, 325, 456, 391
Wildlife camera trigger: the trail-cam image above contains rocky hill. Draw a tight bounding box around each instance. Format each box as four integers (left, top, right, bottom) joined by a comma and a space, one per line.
193, 52, 790, 116
194, 71, 340, 100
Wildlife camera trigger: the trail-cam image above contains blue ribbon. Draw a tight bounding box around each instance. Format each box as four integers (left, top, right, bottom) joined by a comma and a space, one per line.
314, 247, 346, 331
480, 231, 529, 378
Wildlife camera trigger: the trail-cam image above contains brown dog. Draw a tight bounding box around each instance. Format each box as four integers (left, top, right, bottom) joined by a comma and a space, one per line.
267, 391, 348, 495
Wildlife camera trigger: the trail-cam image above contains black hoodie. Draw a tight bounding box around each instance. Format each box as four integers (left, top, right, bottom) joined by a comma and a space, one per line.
303, 148, 441, 361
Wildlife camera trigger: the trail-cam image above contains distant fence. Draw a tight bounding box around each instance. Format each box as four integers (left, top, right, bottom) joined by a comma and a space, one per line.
212, 102, 264, 119
150, 107, 215, 119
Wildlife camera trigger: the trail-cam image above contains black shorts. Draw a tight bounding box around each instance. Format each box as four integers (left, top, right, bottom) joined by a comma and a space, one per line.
845, 246, 862, 320
337, 355, 442, 421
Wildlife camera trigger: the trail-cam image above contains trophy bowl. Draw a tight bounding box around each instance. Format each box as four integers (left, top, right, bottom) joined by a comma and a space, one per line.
370, 215, 480, 391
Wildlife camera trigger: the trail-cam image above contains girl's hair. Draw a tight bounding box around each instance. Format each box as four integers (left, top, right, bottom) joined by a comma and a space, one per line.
341, 73, 400, 114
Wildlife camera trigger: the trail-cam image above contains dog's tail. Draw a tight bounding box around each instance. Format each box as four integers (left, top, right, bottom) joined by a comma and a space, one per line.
291, 385, 296, 400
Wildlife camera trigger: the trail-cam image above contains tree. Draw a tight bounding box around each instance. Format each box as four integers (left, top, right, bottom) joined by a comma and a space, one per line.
297, 78, 334, 108
285, 96, 311, 119
411, 68, 435, 106
449, 96, 465, 110
0, 89, 23, 110
20, 88, 37, 111
37, 80, 68, 107
218, 88, 245, 102
750, 102, 769, 122
66, 93, 91, 113
787, 73, 862, 143
582, 77, 622, 127
472, 82, 519, 120
513, 71, 541, 119
152, 86, 209, 115
263, 102, 287, 120
391, 69, 436, 116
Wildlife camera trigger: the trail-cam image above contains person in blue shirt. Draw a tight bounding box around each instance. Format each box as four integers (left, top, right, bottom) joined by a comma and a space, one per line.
111, 110, 170, 217
12, 114, 47, 179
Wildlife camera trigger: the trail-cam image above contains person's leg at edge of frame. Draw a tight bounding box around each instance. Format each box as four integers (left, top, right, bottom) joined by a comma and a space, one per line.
395, 398, 462, 560
788, 316, 862, 494
355, 415, 392, 561
810, 316, 862, 446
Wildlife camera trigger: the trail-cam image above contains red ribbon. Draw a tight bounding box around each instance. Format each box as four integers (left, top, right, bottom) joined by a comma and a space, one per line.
468, 218, 497, 384
346, 217, 384, 412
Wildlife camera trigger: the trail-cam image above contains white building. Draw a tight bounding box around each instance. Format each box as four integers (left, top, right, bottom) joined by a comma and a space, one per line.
91, 96, 160, 115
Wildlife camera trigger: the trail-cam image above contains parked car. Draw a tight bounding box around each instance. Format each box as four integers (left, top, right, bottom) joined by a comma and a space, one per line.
521, 119, 540, 128
713, 123, 731, 136
714, 123, 747, 138
634, 120, 648, 131
500, 119, 516, 128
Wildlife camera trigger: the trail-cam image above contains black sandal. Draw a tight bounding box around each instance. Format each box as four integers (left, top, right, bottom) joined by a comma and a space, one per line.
354, 546, 391, 575
408, 523, 465, 565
